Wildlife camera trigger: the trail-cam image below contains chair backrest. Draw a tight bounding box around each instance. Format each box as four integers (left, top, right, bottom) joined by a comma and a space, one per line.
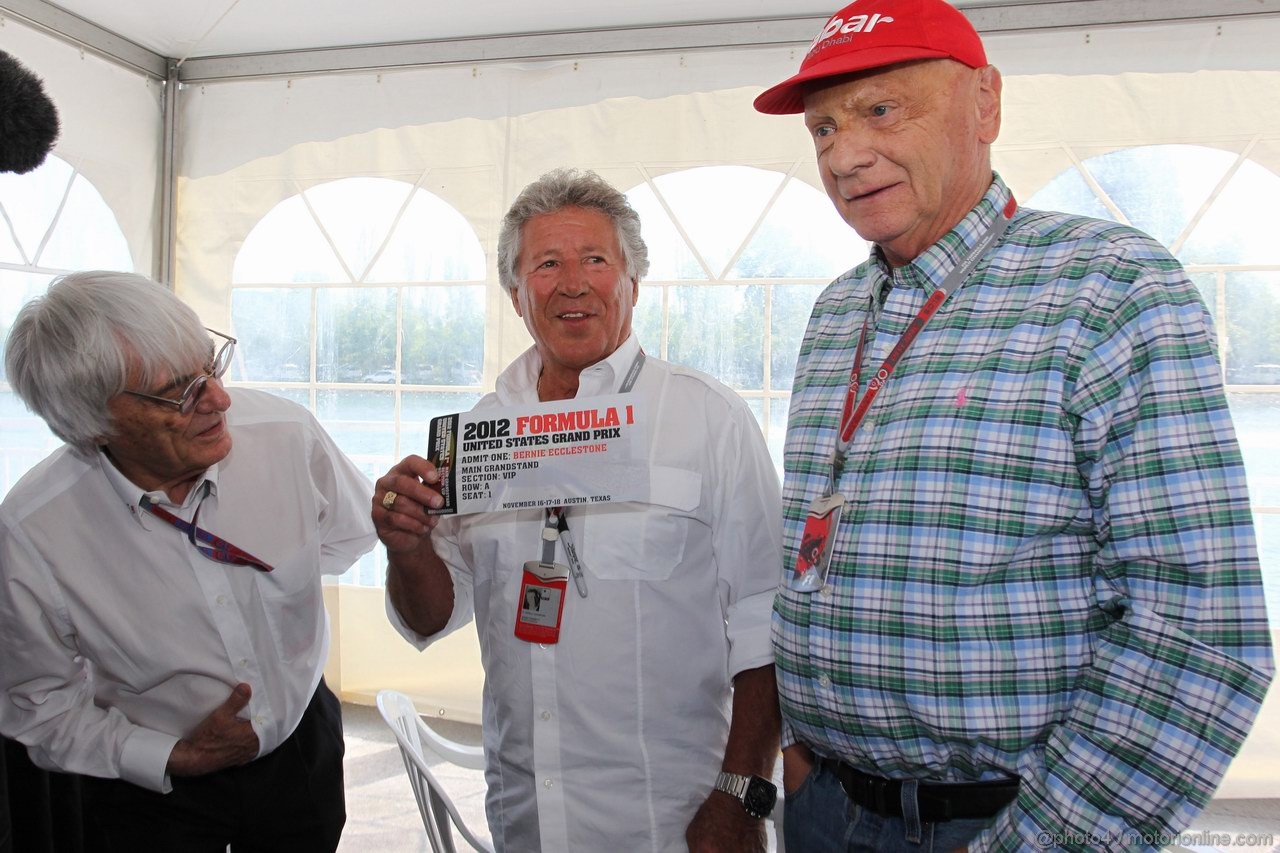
375, 690, 494, 853
413, 705, 486, 771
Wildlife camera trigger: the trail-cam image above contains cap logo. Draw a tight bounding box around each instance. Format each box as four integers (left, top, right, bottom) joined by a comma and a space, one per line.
808, 13, 896, 56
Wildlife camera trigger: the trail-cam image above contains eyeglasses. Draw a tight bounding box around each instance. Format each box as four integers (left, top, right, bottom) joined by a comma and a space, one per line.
123, 329, 236, 415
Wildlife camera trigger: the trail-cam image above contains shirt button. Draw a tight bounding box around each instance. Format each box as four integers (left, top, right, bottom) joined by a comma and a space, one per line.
237, 658, 249, 668
539, 643, 549, 650
253, 715, 266, 725
818, 675, 832, 689
216, 595, 228, 606
541, 710, 552, 721
543, 779, 554, 789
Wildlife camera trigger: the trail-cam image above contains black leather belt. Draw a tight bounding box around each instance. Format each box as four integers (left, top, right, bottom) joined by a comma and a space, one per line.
820, 757, 1019, 823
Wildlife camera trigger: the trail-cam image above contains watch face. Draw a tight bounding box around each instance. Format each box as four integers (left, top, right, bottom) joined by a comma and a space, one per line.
743, 777, 777, 818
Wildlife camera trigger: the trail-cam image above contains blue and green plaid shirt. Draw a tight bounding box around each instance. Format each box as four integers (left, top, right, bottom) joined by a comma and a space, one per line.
775, 175, 1274, 852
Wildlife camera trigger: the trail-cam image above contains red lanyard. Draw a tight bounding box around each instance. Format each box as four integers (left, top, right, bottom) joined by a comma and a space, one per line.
830, 196, 1017, 483
141, 494, 274, 573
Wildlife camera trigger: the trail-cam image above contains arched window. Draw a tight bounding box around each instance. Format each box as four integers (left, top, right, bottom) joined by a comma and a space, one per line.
0, 155, 133, 497
229, 177, 487, 585
625, 165, 867, 468
1029, 144, 1280, 623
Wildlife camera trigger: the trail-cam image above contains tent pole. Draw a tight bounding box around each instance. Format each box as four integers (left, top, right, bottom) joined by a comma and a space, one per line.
157, 60, 178, 287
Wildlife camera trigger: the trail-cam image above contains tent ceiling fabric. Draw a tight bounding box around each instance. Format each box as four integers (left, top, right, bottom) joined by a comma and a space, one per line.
9, 0, 1280, 82
25, 0, 838, 59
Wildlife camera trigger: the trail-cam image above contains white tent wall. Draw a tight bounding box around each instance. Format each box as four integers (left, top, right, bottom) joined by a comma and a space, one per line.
0, 15, 162, 274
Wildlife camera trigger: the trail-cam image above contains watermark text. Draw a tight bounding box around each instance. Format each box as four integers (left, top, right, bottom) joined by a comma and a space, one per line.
1035, 829, 1276, 849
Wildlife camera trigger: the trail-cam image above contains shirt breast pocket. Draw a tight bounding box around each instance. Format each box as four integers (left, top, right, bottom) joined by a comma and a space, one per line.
254, 535, 323, 662
581, 466, 703, 582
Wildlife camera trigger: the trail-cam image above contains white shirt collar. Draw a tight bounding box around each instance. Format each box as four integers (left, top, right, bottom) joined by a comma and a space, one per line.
494, 334, 644, 405
98, 449, 219, 524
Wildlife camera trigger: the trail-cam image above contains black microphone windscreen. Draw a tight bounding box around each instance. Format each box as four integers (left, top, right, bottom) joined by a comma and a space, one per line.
0, 50, 61, 175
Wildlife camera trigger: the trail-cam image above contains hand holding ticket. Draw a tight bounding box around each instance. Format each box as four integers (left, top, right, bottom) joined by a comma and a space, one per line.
373, 453, 448, 554
426, 393, 650, 516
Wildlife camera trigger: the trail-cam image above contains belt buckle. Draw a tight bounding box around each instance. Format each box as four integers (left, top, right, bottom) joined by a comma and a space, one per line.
918, 791, 953, 822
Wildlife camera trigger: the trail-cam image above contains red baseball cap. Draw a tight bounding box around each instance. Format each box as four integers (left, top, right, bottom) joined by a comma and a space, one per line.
754, 0, 987, 115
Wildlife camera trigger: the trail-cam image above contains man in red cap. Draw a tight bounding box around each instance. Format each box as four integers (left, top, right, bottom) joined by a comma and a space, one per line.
757, 1, 1274, 850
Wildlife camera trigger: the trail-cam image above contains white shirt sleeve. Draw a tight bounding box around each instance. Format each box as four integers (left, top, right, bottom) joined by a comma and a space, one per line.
0, 521, 180, 792
383, 515, 477, 649
709, 389, 784, 678
305, 410, 378, 576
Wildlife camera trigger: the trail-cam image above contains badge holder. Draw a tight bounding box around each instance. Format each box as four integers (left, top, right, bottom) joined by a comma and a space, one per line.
515, 521, 569, 643
788, 492, 844, 592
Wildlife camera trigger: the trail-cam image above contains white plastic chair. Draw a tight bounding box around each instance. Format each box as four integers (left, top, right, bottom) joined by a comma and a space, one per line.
375, 689, 494, 853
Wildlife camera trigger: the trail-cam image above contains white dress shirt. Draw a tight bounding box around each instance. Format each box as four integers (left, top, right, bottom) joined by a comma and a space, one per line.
388, 335, 782, 853
0, 389, 376, 793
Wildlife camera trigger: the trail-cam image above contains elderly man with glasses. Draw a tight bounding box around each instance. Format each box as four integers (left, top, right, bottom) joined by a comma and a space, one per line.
0, 270, 376, 851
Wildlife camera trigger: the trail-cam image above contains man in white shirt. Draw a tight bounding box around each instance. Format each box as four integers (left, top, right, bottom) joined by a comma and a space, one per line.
0, 271, 377, 851
377, 168, 783, 852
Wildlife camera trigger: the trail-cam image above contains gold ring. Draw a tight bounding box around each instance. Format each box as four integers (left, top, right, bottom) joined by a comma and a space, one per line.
381, 490, 398, 510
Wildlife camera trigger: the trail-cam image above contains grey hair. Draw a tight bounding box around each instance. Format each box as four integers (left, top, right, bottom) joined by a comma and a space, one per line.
497, 168, 649, 294
4, 270, 211, 453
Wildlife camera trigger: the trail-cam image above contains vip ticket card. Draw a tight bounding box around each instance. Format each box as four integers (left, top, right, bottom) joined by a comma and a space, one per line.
426, 393, 650, 516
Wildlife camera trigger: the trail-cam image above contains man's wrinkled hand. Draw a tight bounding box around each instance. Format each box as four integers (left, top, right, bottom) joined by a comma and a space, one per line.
166, 683, 260, 777
686, 791, 767, 853
373, 454, 445, 553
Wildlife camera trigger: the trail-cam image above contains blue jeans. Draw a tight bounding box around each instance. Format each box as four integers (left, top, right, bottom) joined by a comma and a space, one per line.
784, 760, 992, 852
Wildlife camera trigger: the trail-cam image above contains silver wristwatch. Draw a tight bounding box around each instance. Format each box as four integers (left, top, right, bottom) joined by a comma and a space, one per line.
714, 770, 777, 819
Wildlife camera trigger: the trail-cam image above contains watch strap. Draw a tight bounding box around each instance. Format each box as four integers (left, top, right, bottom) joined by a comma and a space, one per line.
714, 770, 775, 819
715, 770, 751, 801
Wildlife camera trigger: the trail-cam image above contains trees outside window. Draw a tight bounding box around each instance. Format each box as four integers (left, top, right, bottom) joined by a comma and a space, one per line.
626, 165, 869, 470
231, 177, 486, 585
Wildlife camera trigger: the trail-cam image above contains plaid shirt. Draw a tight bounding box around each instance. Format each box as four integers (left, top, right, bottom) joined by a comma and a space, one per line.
775, 175, 1274, 852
